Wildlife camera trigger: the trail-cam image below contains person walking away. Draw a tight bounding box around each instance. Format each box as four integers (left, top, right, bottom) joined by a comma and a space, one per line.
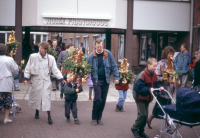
87, 38, 119, 126
174, 44, 192, 87
0, 43, 19, 124
24, 42, 66, 125
79, 43, 85, 55
131, 58, 164, 138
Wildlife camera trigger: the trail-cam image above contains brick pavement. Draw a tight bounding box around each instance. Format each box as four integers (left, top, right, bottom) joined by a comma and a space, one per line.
0, 100, 200, 138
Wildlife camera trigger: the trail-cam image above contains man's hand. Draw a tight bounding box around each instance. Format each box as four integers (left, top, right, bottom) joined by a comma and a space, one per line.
114, 80, 119, 84
76, 89, 79, 93
62, 80, 66, 84
24, 80, 28, 85
60, 93, 63, 99
150, 88, 154, 92
160, 87, 164, 91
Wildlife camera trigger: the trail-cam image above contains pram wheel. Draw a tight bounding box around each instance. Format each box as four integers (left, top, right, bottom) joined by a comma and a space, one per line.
16, 106, 21, 111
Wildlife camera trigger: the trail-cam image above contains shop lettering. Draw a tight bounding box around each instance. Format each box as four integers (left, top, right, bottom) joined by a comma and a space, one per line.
44, 18, 109, 26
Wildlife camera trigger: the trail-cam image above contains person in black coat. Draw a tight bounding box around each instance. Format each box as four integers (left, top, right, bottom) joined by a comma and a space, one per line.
194, 54, 200, 87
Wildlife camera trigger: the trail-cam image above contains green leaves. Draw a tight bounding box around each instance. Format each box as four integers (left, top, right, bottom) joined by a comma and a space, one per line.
48, 48, 59, 59
6, 41, 21, 53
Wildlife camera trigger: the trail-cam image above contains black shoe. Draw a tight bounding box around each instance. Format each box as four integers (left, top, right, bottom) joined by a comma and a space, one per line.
146, 120, 152, 129
115, 105, 120, 112
91, 119, 97, 126
131, 128, 140, 138
52, 89, 56, 91
120, 106, 124, 112
35, 111, 39, 119
97, 120, 103, 125
139, 131, 149, 138
48, 118, 53, 125
67, 118, 70, 123
74, 118, 80, 125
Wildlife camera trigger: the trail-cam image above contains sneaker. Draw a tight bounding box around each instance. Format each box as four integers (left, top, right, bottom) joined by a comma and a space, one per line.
74, 118, 80, 125
139, 131, 149, 138
67, 118, 70, 123
91, 119, 97, 126
89, 97, 92, 100
120, 106, 124, 112
115, 105, 120, 112
131, 128, 140, 138
4, 119, 12, 124
97, 120, 103, 125
14, 89, 20, 91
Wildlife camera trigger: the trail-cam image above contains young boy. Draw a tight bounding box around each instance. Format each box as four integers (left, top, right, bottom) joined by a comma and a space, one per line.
63, 74, 83, 124
131, 58, 164, 138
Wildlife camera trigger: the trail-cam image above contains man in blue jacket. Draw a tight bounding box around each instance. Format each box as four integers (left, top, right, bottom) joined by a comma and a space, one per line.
174, 44, 192, 87
87, 39, 119, 125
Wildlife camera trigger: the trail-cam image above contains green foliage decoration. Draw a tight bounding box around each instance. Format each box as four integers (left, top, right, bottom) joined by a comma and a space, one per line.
48, 48, 59, 59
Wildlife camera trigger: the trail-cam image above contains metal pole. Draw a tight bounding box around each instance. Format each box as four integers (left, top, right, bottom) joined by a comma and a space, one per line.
189, 0, 194, 54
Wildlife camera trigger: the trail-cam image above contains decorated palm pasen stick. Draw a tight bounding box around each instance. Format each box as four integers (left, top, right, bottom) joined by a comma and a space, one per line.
6, 30, 25, 67
61, 48, 92, 83
119, 58, 135, 84
162, 56, 181, 84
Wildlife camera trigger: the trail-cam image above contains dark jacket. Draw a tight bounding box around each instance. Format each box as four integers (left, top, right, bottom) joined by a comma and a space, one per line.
194, 60, 200, 87
174, 51, 192, 75
86, 49, 119, 85
57, 50, 68, 70
63, 82, 83, 101
134, 67, 160, 105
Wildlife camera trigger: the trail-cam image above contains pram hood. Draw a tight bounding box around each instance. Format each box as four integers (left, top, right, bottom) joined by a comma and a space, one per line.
176, 87, 200, 116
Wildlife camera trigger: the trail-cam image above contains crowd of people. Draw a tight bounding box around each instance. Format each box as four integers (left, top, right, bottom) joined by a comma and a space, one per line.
0, 39, 199, 138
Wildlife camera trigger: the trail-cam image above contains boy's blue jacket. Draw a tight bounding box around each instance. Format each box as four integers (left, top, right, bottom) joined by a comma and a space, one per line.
86, 49, 119, 85
174, 51, 192, 75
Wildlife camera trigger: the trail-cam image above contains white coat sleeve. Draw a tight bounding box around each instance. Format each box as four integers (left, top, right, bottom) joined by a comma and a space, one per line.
10, 58, 19, 75
24, 55, 32, 79
51, 57, 63, 80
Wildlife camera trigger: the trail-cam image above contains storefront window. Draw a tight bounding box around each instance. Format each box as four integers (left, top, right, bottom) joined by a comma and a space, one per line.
84, 36, 89, 56
70, 37, 73, 43
118, 35, 124, 62
76, 36, 80, 48
64, 38, 67, 45
139, 33, 152, 65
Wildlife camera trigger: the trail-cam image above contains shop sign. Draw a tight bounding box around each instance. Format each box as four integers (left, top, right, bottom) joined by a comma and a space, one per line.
43, 18, 110, 26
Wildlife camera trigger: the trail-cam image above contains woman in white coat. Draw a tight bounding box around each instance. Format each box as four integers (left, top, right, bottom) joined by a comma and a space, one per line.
24, 42, 66, 124
0, 43, 19, 124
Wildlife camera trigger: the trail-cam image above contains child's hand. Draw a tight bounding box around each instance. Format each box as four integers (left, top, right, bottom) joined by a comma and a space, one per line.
160, 87, 164, 91
76, 89, 79, 93
150, 88, 154, 92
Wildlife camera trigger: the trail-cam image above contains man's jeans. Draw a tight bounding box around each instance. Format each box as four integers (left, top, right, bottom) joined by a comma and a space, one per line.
92, 79, 109, 120
14, 79, 19, 90
181, 75, 188, 87
116, 90, 127, 108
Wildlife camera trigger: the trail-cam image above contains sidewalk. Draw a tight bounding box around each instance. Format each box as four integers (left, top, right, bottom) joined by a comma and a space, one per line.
15, 81, 135, 102
1, 80, 199, 138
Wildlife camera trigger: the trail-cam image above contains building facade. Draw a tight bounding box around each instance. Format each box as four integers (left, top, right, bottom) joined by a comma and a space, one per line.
0, 0, 199, 73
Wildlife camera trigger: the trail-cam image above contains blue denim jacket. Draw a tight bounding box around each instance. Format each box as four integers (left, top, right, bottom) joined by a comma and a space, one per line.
86, 49, 119, 85
174, 51, 192, 75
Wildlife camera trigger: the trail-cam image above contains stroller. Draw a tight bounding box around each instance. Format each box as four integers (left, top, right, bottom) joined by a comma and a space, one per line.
152, 87, 200, 138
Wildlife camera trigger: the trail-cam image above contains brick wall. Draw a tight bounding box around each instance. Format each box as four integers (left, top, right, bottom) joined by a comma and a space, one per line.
192, 0, 200, 53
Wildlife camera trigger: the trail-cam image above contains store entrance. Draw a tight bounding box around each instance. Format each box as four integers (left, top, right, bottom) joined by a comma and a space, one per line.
157, 33, 177, 61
